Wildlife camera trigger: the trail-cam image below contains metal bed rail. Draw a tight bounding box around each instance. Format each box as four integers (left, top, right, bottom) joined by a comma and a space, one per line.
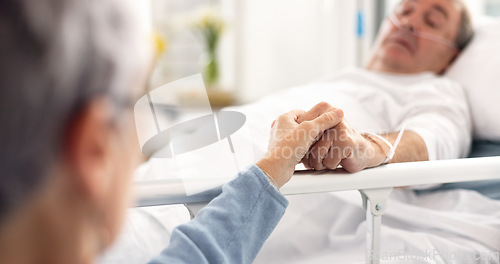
133, 156, 500, 264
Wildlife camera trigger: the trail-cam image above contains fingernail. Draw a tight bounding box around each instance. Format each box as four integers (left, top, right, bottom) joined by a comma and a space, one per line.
334, 109, 344, 117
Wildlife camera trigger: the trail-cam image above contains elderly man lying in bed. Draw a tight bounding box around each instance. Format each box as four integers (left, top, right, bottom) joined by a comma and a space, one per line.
243, 0, 475, 173
100, 0, 478, 263
246, 1, 482, 262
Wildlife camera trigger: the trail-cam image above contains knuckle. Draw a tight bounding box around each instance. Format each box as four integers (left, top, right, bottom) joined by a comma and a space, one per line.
316, 101, 332, 111
321, 112, 337, 123
323, 154, 339, 169
324, 162, 337, 170
277, 114, 288, 122
309, 155, 319, 166
317, 101, 331, 108
345, 164, 362, 173
322, 158, 333, 168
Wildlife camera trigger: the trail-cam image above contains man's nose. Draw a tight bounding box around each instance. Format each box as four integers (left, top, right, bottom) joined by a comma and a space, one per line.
399, 14, 420, 33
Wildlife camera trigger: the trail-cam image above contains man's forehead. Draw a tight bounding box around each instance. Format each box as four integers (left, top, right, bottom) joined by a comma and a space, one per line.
400, 0, 461, 16
398, 0, 462, 38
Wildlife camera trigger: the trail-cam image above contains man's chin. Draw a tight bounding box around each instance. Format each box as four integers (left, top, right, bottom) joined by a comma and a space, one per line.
377, 51, 415, 73
385, 42, 414, 55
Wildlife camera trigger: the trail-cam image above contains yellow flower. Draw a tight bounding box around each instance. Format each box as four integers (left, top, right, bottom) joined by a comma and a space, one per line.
190, 6, 225, 35
153, 32, 167, 58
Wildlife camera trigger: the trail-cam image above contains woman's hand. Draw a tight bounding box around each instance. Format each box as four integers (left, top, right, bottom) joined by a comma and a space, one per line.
256, 102, 343, 188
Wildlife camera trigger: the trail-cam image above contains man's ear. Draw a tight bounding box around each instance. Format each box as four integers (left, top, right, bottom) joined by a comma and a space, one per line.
64, 98, 115, 202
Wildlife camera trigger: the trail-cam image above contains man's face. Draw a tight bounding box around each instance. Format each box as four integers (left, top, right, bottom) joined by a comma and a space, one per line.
367, 0, 462, 74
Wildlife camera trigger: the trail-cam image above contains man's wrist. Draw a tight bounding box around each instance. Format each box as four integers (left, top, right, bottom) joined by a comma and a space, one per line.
362, 133, 390, 166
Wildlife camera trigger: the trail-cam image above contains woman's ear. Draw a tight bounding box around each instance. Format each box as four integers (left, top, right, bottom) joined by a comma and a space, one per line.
64, 98, 115, 203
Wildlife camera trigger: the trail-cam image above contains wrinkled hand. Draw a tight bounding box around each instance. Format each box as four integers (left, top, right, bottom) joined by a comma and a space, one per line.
256, 102, 344, 188
299, 107, 388, 173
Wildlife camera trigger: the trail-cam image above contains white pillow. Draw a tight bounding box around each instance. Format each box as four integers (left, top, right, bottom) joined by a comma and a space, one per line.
445, 19, 500, 141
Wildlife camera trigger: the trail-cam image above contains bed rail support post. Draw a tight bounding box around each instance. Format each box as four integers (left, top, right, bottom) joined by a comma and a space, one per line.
359, 187, 393, 264
184, 202, 209, 219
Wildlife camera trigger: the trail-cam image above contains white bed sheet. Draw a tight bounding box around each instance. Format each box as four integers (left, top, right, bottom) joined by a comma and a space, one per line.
254, 189, 500, 264
97, 70, 499, 263
97, 187, 500, 264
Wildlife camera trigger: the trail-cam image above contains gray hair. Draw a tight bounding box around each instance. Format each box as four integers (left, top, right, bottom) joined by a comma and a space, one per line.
0, 0, 151, 221
454, 0, 474, 51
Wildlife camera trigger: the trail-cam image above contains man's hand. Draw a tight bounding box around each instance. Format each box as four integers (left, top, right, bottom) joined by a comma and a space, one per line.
295, 102, 392, 173
301, 120, 389, 173
256, 102, 344, 188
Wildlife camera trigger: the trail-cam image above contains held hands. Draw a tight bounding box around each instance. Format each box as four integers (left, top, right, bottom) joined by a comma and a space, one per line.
300, 120, 388, 173
298, 104, 388, 173
256, 102, 344, 188
257, 102, 390, 189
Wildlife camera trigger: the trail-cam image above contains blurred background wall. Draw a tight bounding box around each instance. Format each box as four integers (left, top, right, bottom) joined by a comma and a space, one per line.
147, 0, 500, 105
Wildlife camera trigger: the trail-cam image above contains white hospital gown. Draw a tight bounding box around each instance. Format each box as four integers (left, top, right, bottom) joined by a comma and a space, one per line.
242, 69, 499, 263
99, 68, 493, 264
233, 67, 472, 162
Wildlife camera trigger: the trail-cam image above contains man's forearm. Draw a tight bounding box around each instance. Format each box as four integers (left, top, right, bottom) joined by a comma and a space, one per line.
304, 121, 430, 171
372, 131, 428, 163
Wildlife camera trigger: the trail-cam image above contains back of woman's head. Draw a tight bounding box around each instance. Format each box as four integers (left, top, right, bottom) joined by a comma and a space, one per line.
0, 0, 151, 222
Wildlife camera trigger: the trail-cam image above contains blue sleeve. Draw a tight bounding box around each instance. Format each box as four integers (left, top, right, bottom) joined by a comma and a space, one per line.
148, 165, 289, 264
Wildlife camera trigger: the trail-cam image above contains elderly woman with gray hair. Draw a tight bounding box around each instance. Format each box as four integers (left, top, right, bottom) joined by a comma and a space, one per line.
0, 0, 343, 263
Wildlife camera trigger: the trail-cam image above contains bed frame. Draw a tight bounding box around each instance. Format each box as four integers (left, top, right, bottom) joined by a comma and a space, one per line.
133, 155, 500, 264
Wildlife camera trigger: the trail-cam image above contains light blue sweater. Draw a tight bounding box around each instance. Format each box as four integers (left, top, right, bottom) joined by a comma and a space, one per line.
148, 165, 289, 264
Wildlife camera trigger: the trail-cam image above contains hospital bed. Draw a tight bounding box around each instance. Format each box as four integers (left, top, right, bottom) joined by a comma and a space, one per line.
125, 15, 500, 264
133, 141, 500, 264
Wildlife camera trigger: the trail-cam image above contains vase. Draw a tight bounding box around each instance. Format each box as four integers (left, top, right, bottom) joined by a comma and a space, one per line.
204, 51, 219, 89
